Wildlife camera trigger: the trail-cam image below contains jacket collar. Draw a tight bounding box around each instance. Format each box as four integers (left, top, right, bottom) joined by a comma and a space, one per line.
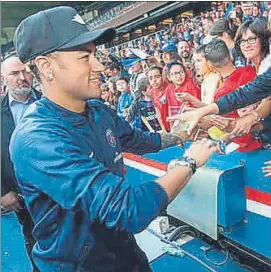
40, 96, 88, 124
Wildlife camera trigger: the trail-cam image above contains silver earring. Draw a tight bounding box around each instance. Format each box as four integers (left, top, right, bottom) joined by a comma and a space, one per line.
47, 73, 53, 81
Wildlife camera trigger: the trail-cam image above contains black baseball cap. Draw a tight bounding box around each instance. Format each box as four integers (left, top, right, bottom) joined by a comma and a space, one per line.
14, 6, 116, 63
209, 19, 230, 36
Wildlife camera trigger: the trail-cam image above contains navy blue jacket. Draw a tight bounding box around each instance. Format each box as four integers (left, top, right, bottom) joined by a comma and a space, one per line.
1, 89, 41, 196
10, 97, 168, 272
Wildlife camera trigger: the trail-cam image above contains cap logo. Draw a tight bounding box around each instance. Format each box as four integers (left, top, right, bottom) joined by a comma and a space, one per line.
71, 14, 86, 25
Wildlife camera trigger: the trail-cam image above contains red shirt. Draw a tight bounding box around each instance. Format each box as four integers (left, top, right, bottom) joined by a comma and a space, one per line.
165, 77, 201, 129
214, 66, 261, 152
186, 69, 193, 79
150, 81, 170, 131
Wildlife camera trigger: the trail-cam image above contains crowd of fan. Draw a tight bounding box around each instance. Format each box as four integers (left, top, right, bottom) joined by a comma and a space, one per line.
102, 1, 270, 59
96, 1, 271, 151
85, 1, 146, 29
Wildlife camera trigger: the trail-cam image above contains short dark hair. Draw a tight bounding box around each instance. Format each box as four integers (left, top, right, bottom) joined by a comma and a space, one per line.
235, 19, 271, 60
147, 66, 163, 75
167, 61, 186, 74
193, 44, 207, 56
218, 27, 234, 40
205, 39, 231, 68
116, 77, 128, 84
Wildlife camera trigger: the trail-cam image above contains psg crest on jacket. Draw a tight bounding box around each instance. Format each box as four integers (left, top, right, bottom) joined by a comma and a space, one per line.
106, 129, 116, 147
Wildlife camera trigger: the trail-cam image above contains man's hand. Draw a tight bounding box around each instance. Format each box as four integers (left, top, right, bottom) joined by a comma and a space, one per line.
167, 104, 220, 136
167, 110, 202, 136
184, 138, 219, 168
160, 133, 184, 149
263, 161, 271, 177
157, 138, 219, 201
211, 115, 233, 132
199, 115, 230, 131
1, 191, 22, 212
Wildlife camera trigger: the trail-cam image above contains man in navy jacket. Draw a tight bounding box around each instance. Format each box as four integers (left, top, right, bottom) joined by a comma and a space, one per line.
10, 7, 217, 272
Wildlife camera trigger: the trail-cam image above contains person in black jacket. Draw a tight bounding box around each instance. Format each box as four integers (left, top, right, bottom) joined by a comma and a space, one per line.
1, 53, 41, 271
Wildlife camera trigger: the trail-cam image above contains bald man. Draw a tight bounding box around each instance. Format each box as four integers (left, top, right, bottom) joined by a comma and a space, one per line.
1, 54, 41, 271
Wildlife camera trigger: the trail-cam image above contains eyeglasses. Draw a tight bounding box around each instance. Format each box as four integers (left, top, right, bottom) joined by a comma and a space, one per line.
170, 71, 184, 77
238, 37, 257, 47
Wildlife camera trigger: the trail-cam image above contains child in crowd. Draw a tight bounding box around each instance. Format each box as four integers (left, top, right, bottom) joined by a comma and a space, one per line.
126, 78, 165, 132
178, 45, 221, 107
165, 62, 201, 128
193, 45, 221, 105
147, 66, 170, 131
116, 77, 133, 118
116, 77, 142, 129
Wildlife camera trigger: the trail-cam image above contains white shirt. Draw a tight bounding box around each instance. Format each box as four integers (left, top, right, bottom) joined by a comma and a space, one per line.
258, 54, 271, 75
9, 91, 37, 126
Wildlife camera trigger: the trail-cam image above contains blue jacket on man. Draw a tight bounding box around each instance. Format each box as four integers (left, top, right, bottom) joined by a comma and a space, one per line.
10, 97, 168, 272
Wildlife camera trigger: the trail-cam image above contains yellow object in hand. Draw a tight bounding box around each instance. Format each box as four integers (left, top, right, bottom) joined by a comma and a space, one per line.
208, 126, 227, 141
